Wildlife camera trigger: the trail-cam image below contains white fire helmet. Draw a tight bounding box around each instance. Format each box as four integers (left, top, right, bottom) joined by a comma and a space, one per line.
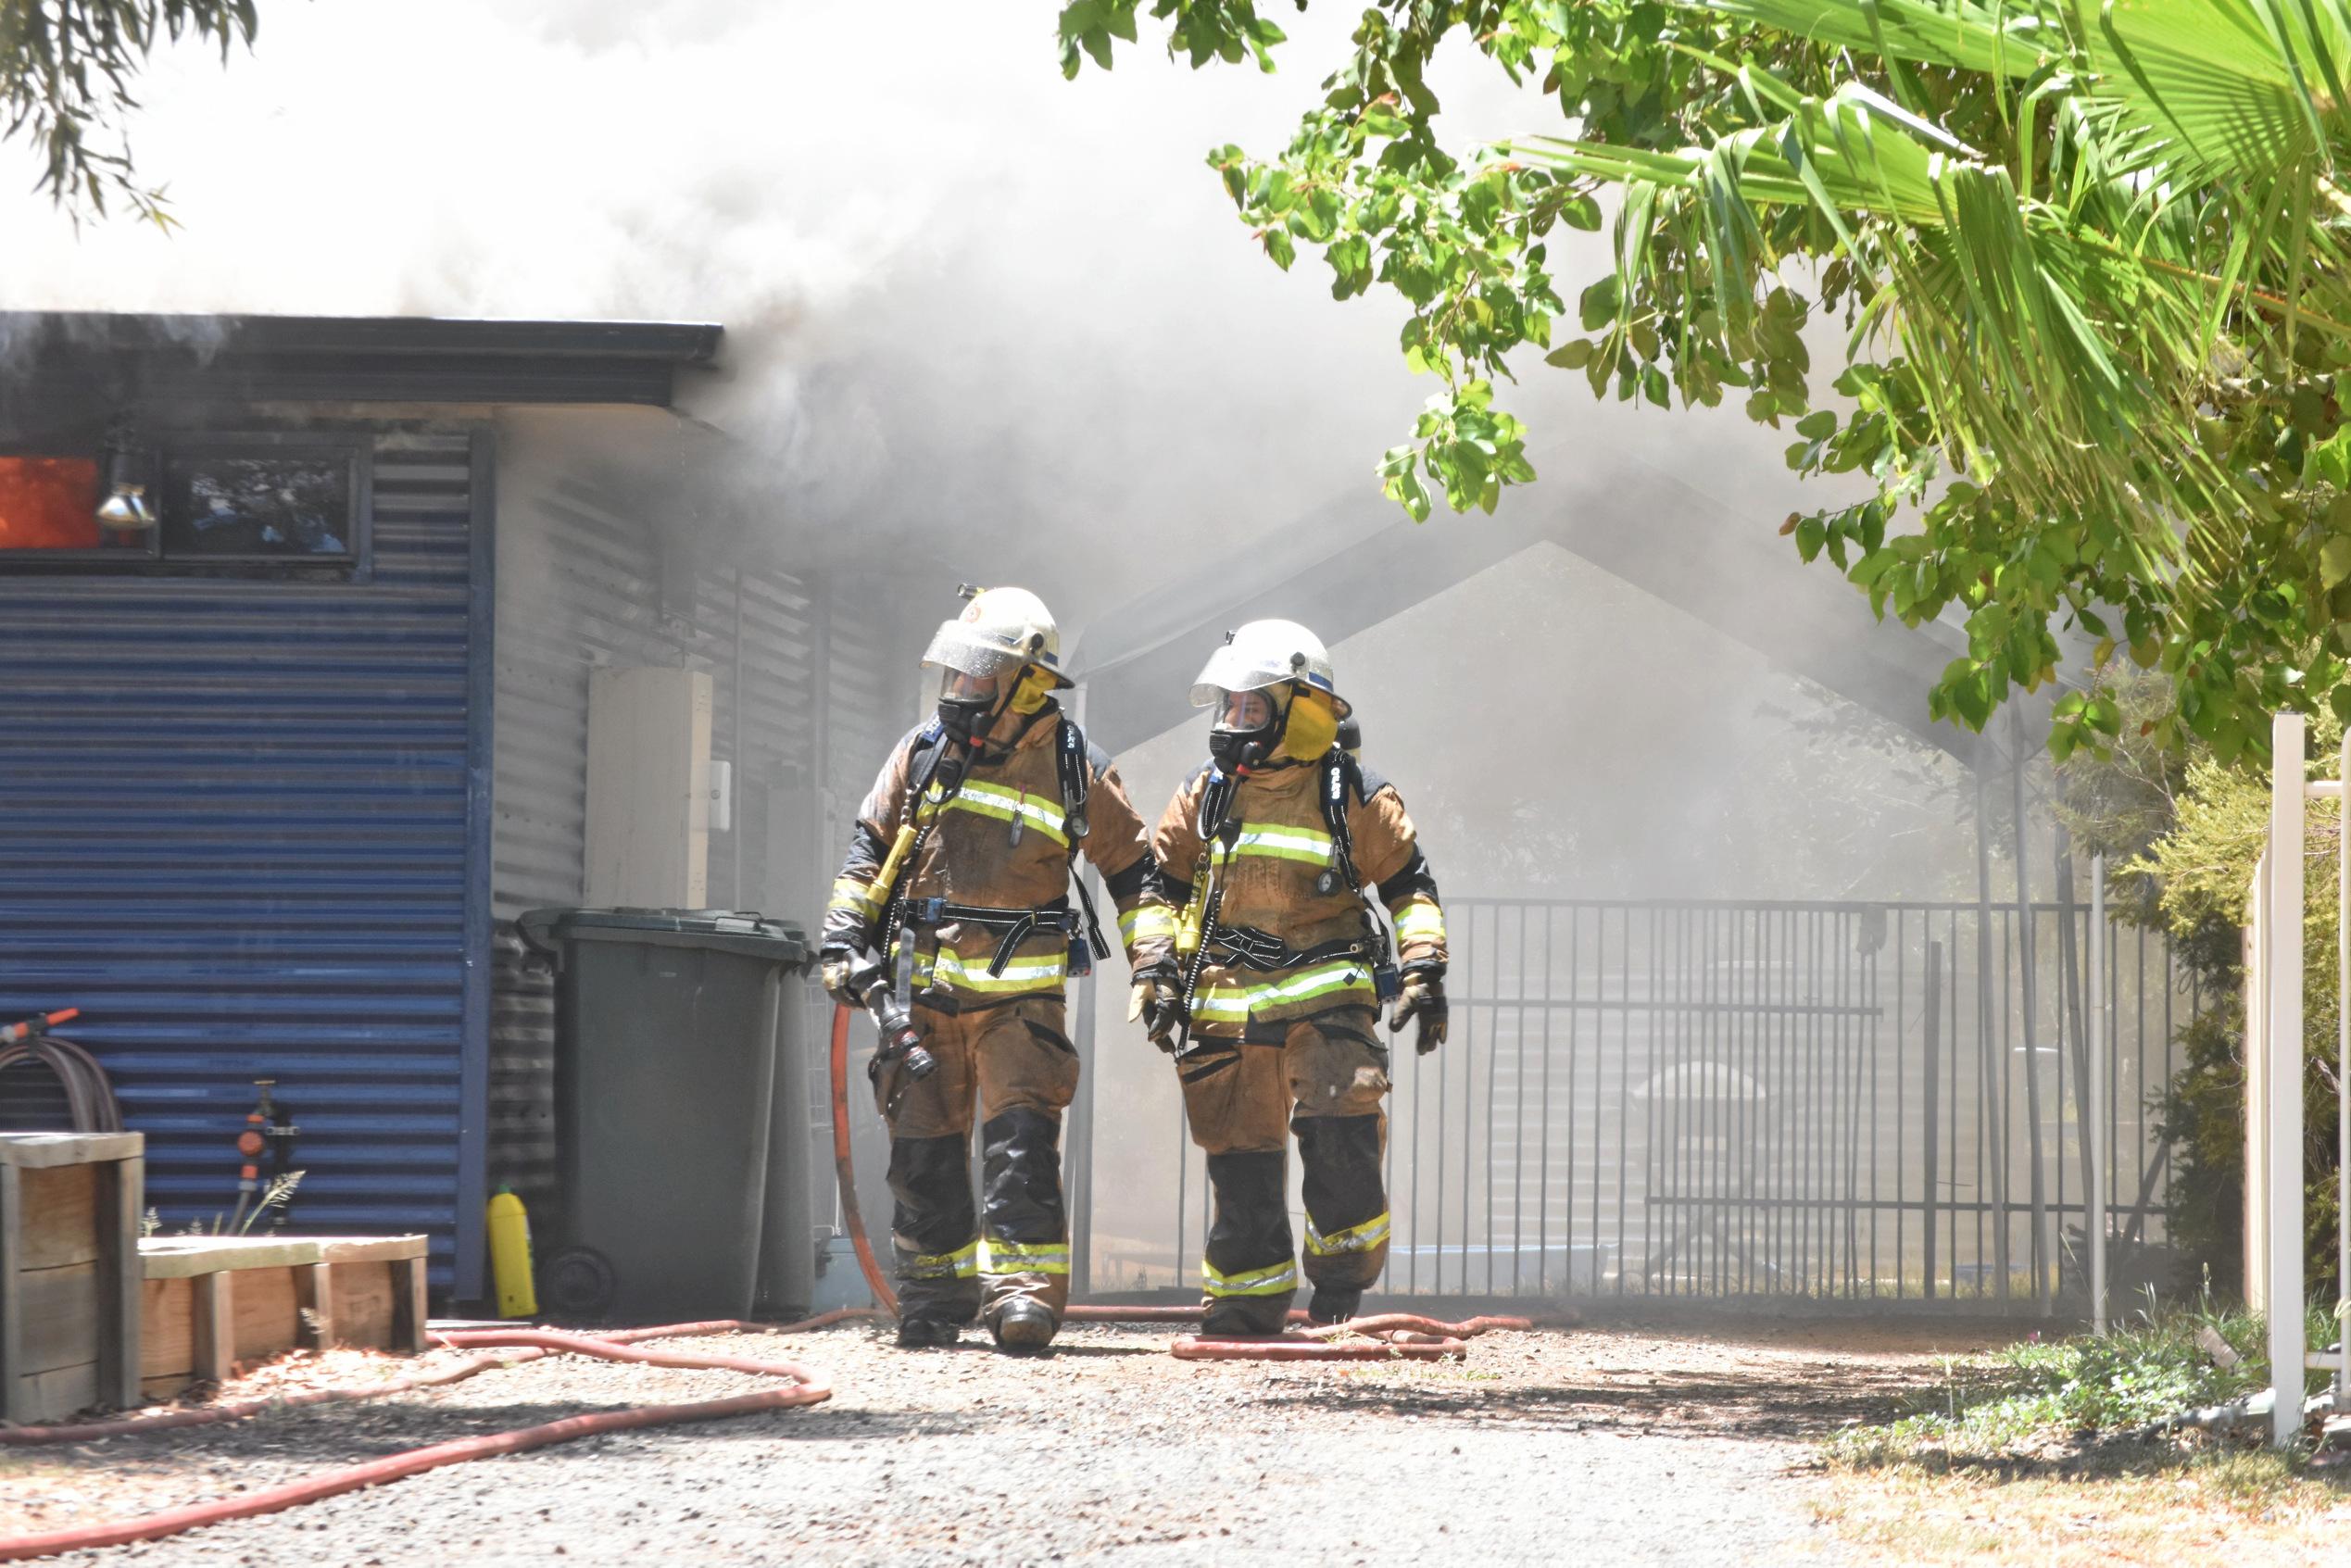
921, 585, 1074, 688
1188, 619, 1350, 718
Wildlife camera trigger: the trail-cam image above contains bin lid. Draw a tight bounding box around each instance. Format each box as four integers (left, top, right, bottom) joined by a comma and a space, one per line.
517, 908, 810, 967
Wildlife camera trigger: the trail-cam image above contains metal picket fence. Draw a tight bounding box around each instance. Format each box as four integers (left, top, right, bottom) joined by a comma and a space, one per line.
1084, 895, 2199, 1310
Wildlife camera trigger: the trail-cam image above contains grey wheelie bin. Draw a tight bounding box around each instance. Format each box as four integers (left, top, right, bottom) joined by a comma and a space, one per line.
518, 908, 810, 1323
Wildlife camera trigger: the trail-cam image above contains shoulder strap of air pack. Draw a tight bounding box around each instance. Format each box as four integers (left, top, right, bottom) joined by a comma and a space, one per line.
1056, 716, 1111, 960
1054, 715, 1092, 843
1319, 748, 1365, 896
905, 720, 952, 812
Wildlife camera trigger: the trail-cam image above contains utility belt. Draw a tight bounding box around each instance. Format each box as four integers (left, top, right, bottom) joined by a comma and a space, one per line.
896, 896, 1094, 980
1197, 923, 1402, 1002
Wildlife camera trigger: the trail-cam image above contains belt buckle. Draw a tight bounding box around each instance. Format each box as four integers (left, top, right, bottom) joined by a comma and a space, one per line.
910, 897, 947, 923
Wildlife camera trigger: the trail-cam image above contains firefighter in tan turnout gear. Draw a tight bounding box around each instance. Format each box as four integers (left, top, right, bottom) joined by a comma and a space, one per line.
1140, 620, 1449, 1334
821, 587, 1174, 1351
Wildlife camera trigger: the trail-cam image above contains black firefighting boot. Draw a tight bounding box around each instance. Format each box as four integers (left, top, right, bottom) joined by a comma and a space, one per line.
896, 1316, 962, 1348
886, 1133, 980, 1345
1199, 1149, 1296, 1336
1307, 1287, 1363, 1326
988, 1298, 1057, 1353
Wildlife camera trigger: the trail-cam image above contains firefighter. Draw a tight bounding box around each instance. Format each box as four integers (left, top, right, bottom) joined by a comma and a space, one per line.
1137, 620, 1448, 1334
819, 587, 1174, 1352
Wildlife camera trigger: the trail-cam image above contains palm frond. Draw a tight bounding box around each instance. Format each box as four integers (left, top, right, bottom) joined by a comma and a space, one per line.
1685, 0, 2073, 77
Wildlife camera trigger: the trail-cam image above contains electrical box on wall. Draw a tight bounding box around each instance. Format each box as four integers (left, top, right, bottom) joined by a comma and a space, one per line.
707, 759, 734, 835
585, 666, 712, 908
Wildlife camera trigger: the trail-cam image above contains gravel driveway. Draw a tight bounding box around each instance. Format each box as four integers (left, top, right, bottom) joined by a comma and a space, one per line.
3, 1318, 2000, 1565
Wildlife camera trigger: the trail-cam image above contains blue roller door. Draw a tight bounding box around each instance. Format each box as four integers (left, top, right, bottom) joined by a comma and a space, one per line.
0, 433, 484, 1290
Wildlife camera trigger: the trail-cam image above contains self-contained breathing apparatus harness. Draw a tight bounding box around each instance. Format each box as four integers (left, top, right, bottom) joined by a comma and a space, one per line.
1171, 746, 1400, 1058
865, 713, 1115, 1010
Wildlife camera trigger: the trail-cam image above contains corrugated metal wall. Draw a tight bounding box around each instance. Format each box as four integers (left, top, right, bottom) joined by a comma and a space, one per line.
488, 470, 890, 1242
0, 433, 484, 1286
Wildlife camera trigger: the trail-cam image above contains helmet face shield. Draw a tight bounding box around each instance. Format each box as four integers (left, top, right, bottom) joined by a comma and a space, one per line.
939, 667, 1005, 706
922, 621, 1028, 680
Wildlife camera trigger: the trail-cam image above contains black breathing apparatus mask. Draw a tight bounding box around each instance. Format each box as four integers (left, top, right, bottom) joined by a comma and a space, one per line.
937, 667, 1006, 747
1207, 685, 1287, 775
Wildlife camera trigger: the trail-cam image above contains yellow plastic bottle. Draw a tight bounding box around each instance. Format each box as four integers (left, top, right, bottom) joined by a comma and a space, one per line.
487, 1185, 537, 1319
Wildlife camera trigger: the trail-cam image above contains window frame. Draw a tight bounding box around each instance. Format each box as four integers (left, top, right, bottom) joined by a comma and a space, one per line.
0, 429, 375, 580
0, 444, 140, 564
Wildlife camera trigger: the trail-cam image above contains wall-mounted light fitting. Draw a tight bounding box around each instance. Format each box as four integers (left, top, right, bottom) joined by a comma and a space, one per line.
93, 416, 154, 533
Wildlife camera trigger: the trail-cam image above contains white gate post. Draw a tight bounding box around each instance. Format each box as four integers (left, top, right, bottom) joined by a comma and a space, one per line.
2268, 712, 2307, 1448
2338, 728, 2350, 1402
2090, 853, 2107, 1336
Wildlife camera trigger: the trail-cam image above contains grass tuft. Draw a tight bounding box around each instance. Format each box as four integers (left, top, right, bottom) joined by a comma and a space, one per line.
1829, 1299, 2332, 1472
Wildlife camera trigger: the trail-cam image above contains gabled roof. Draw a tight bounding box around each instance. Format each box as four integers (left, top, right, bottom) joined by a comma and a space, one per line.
1077, 446, 2013, 770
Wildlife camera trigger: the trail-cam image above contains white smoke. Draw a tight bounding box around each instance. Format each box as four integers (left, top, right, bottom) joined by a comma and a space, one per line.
0, 0, 1990, 898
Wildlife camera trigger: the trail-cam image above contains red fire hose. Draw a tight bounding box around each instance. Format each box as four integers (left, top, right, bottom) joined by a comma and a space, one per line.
1171, 1312, 1533, 1361
0, 1315, 863, 1562
830, 1002, 901, 1316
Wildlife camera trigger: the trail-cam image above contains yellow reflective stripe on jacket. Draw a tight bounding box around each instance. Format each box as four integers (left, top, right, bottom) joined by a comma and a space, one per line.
1121, 905, 1176, 946
944, 780, 1069, 847
901, 1239, 979, 1280
983, 1237, 1072, 1276
1203, 1258, 1298, 1297
1391, 900, 1446, 947
1193, 959, 1375, 1022
829, 876, 886, 919
915, 949, 1067, 995
1228, 822, 1334, 866
1305, 1210, 1391, 1257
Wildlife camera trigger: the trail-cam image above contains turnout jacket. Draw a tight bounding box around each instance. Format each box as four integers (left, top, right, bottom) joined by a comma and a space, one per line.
824, 704, 1174, 1007
1152, 754, 1447, 1035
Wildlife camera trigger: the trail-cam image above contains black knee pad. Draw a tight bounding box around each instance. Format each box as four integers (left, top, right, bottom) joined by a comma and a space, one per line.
1204, 1148, 1291, 1262
982, 1108, 1065, 1237
886, 1133, 974, 1252
1293, 1113, 1385, 1233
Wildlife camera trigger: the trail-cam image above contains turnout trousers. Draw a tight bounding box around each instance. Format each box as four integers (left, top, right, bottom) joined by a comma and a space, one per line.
873, 995, 1080, 1330
1176, 1003, 1391, 1334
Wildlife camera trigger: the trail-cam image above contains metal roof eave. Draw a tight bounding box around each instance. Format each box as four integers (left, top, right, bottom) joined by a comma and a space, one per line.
0, 312, 724, 411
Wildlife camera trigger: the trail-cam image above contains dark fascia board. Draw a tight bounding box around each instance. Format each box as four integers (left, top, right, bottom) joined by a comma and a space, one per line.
0, 312, 723, 410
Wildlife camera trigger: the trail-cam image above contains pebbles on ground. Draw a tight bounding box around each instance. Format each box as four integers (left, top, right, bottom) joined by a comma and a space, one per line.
3, 1319, 1994, 1564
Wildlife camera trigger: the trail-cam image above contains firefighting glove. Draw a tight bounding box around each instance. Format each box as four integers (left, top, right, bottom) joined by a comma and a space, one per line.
1391, 961, 1448, 1055
1127, 961, 1185, 1054
819, 946, 876, 1009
